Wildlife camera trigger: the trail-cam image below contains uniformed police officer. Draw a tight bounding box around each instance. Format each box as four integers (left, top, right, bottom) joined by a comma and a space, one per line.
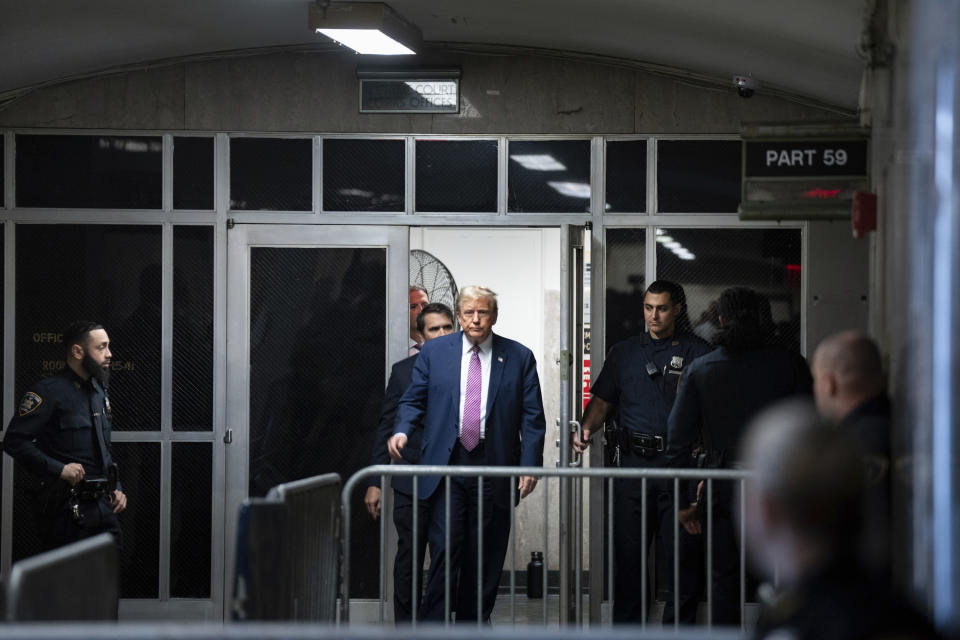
3, 321, 127, 551
573, 280, 711, 624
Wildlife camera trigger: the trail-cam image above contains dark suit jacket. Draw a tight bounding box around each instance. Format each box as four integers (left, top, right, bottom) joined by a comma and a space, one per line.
367, 354, 423, 495
394, 331, 546, 505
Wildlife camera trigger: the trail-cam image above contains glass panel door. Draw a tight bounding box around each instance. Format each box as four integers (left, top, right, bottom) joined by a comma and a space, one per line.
224, 225, 408, 618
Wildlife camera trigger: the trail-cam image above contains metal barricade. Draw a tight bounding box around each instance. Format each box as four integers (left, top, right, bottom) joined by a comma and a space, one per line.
341, 465, 753, 630
0, 622, 745, 640
234, 473, 341, 622
5, 532, 119, 621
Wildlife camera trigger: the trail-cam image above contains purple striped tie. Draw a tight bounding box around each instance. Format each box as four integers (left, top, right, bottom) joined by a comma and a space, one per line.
461, 345, 482, 451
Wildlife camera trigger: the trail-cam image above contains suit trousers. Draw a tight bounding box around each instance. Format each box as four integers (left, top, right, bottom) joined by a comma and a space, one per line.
421, 441, 511, 623
392, 489, 432, 622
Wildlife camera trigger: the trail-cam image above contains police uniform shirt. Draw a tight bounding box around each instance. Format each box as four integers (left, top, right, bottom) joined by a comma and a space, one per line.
3, 368, 114, 480
591, 333, 712, 436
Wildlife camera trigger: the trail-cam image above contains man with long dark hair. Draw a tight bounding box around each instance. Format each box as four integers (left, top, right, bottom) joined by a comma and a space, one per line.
664, 287, 811, 625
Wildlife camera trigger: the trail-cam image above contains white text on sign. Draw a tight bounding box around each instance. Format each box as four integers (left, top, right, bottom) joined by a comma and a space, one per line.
766, 148, 848, 167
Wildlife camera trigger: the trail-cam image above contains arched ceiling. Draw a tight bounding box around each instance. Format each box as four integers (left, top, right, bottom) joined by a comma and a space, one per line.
1, 0, 866, 109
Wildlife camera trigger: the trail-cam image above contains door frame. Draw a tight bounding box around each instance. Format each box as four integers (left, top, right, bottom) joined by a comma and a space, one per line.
223, 223, 409, 619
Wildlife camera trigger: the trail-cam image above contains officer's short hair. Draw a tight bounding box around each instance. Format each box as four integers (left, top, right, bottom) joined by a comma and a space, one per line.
645, 280, 685, 307
63, 321, 105, 355
417, 303, 454, 334
645, 280, 694, 334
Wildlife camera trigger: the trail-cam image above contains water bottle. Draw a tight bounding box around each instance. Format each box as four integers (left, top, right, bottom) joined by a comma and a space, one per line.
527, 550, 544, 598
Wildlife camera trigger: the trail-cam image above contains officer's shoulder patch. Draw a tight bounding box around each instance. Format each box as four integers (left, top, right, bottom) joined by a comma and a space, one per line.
18, 392, 43, 416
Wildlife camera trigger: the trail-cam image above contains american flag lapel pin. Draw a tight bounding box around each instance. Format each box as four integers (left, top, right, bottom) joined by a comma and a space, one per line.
497, 356, 504, 362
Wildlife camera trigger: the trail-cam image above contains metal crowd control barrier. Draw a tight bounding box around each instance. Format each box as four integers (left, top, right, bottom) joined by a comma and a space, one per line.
233, 473, 341, 621
0, 622, 745, 640
4, 532, 119, 621
342, 465, 754, 630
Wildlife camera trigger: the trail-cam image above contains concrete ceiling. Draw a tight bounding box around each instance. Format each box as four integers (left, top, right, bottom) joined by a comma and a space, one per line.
0, 0, 866, 109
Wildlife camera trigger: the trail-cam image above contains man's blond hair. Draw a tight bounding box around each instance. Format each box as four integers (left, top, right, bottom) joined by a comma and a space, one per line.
456, 286, 498, 315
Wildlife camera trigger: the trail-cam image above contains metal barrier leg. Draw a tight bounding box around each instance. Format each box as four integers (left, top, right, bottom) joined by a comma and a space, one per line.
607, 477, 614, 628
707, 478, 713, 630
673, 477, 680, 632
640, 476, 647, 629
477, 476, 484, 629
380, 475, 385, 624
740, 478, 746, 632
543, 476, 549, 625
445, 476, 451, 626
412, 477, 418, 627
510, 476, 517, 625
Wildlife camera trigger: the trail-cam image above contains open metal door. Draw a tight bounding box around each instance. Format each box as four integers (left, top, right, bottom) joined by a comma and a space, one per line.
558, 224, 587, 623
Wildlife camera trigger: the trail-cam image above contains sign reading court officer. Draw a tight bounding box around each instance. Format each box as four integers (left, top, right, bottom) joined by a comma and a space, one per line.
3, 321, 127, 552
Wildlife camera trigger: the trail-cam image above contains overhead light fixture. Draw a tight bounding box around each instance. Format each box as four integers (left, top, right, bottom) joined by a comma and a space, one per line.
510, 154, 567, 171
548, 181, 591, 199
309, 1, 422, 55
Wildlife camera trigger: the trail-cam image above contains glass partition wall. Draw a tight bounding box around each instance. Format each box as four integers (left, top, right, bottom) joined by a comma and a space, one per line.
0, 130, 804, 620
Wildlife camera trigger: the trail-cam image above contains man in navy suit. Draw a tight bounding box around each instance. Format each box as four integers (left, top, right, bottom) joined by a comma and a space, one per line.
388, 286, 546, 623
365, 302, 456, 622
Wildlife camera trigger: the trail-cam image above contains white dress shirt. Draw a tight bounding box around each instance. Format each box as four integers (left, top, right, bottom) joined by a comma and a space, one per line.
458, 332, 493, 441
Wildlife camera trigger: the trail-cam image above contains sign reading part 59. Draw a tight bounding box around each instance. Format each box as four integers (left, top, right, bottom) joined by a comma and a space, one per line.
745, 140, 868, 178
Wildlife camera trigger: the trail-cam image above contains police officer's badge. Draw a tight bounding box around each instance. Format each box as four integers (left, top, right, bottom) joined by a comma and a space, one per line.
18, 392, 42, 416
670, 356, 684, 369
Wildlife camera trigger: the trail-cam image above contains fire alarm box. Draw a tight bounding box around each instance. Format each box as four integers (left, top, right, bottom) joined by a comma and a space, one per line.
851, 191, 877, 239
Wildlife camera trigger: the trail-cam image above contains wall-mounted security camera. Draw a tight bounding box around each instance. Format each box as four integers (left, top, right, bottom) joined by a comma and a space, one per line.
733, 74, 758, 98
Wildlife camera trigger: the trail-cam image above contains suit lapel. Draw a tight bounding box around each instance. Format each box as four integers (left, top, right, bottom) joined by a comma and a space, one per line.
449, 335, 462, 418
486, 334, 505, 417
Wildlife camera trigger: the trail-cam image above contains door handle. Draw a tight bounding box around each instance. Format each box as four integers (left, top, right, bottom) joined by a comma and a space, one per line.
569, 420, 583, 467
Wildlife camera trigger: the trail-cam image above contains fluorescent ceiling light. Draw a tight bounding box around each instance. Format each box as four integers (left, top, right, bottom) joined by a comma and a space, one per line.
318, 29, 415, 55
510, 154, 566, 171
677, 252, 696, 260
663, 241, 681, 250
309, 2, 422, 56
548, 181, 591, 199
655, 235, 673, 243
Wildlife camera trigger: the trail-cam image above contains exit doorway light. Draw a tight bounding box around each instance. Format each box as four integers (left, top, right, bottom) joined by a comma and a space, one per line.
309, 2, 422, 55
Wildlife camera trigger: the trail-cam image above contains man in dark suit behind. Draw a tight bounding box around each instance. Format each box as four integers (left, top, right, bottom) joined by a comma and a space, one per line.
364, 302, 455, 622
388, 285, 546, 623
811, 330, 892, 578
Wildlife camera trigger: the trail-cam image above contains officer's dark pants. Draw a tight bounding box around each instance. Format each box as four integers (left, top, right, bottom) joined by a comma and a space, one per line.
37, 495, 123, 553
392, 489, 432, 622
422, 442, 511, 623
613, 452, 702, 624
